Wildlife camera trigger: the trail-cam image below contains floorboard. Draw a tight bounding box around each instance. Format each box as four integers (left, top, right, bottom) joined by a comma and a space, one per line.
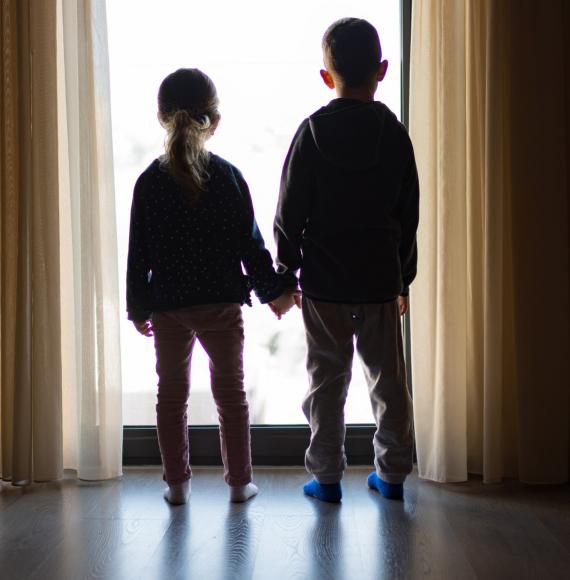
1, 467, 569, 580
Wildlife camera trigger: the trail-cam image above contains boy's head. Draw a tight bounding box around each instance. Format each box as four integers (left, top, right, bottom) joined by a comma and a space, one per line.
321, 18, 387, 95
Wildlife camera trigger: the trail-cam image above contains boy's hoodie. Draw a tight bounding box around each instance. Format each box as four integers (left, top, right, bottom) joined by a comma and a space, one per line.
274, 98, 419, 303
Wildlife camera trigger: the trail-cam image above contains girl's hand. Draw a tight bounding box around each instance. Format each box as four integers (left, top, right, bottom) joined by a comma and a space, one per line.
398, 295, 408, 316
269, 290, 301, 320
133, 319, 153, 337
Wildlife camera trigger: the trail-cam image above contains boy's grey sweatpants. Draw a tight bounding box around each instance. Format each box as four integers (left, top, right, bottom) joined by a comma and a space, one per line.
301, 297, 414, 485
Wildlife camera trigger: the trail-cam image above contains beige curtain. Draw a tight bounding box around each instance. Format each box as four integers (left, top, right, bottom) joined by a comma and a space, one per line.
1, 0, 62, 484
0, 0, 122, 484
410, 0, 570, 483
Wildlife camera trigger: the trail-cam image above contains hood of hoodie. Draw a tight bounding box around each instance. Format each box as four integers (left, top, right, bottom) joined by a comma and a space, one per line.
308, 99, 387, 171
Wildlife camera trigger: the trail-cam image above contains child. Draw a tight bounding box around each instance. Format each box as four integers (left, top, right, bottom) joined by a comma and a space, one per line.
274, 18, 419, 502
127, 68, 295, 505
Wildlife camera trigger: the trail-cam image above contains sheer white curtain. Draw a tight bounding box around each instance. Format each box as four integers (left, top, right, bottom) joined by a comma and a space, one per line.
58, 0, 122, 480
409, 0, 570, 484
0, 0, 122, 483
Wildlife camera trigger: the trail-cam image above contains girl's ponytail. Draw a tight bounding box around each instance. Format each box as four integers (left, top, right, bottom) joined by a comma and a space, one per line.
158, 69, 220, 200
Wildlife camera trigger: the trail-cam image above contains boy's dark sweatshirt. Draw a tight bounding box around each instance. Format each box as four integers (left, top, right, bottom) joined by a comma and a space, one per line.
127, 154, 284, 322
274, 98, 419, 303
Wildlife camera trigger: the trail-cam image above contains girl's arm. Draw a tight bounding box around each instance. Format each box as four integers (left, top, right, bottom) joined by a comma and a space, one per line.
233, 169, 291, 304
126, 174, 153, 322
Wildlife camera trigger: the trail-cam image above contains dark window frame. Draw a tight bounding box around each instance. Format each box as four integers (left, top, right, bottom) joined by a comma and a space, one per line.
123, 0, 413, 466
124, 425, 377, 466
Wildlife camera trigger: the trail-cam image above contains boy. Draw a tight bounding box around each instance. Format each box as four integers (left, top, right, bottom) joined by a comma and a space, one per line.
274, 18, 419, 502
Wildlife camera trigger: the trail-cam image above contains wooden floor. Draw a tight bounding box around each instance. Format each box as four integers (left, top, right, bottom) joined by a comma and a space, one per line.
1, 467, 569, 580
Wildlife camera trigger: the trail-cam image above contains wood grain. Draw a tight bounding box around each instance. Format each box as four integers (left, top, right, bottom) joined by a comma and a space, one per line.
0, 468, 569, 580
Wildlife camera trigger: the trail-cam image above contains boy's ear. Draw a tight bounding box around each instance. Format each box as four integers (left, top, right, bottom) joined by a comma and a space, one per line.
320, 69, 335, 90
377, 60, 389, 82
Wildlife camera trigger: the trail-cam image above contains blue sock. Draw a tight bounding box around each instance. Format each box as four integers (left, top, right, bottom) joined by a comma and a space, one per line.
367, 471, 404, 500
303, 479, 342, 503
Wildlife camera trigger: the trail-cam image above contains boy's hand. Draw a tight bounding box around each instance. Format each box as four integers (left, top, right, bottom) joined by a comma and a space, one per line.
398, 296, 408, 316
133, 319, 153, 337
269, 290, 302, 320
292, 291, 302, 309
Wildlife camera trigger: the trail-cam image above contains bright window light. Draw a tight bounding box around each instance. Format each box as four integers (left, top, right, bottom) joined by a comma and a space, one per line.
107, 0, 402, 425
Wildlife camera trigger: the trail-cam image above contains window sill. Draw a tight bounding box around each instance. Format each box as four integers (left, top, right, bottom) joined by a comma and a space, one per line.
123, 424, 376, 466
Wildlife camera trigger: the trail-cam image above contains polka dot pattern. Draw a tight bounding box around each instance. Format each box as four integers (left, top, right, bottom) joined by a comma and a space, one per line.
126, 154, 284, 321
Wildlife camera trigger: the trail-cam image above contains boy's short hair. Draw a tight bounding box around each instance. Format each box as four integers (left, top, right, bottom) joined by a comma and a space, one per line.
322, 18, 381, 88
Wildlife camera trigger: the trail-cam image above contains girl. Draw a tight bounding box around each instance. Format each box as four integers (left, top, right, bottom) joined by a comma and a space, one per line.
127, 68, 295, 505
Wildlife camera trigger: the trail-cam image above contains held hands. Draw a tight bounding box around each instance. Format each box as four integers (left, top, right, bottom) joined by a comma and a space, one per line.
133, 319, 153, 337
268, 290, 302, 320
134, 295, 401, 330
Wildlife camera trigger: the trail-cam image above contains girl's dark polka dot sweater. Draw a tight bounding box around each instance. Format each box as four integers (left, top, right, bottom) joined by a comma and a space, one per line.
126, 154, 288, 322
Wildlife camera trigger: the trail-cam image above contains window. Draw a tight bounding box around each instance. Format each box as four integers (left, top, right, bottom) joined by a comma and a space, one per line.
107, 0, 403, 426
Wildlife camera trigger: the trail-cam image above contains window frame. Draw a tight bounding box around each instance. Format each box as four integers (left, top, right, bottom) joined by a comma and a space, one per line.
122, 0, 413, 466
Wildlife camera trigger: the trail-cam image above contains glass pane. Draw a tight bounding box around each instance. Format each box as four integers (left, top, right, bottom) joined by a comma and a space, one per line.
107, 0, 402, 425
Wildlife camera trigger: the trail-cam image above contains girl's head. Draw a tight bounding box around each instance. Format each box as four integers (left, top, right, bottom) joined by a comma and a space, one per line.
158, 68, 220, 197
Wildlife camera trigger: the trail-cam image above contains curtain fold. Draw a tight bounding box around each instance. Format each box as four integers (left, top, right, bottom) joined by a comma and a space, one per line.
1, 0, 63, 484
410, 0, 570, 483
507, 1, 569, 483
58, 0, 122, 481
1, 0, 122, 484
